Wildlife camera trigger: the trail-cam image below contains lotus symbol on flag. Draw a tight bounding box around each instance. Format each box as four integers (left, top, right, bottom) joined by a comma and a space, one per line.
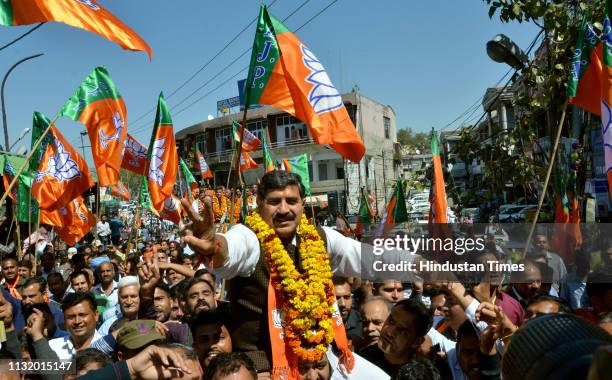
125, 137, 147, 167
99, 112, 124, 149
36, 139, 81, 183
76, 0, 100, 11
199, 157, 208, 172
162, 197, 180, 212
4, 162, 16, 176
149, 137, 166, 186
301, 44, 343, 114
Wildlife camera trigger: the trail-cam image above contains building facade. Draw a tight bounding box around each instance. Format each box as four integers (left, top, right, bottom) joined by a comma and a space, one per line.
175, 91, 398, 216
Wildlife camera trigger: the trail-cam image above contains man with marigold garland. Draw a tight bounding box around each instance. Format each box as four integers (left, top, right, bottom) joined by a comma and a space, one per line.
181, 171, 398, 379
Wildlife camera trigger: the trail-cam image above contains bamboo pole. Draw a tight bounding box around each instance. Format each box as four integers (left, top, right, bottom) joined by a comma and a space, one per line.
522, 101, 568, 258
12, 204, 20, 259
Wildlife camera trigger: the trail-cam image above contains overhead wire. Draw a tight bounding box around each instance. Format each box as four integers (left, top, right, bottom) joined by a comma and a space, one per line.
127, 0, 280, 127
441, 28, 544, 134
130, 0, 336, 136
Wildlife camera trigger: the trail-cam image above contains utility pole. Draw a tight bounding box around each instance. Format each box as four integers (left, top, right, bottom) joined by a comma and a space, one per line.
1, 53, 44, 150
382, 150, 388, 204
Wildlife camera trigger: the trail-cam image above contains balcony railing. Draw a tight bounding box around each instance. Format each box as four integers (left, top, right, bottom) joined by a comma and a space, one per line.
202, 136, 315, 163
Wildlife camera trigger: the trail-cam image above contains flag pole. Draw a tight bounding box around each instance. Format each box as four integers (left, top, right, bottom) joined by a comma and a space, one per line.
228, 109, 250, 227
5, 207, 14, 246
0, 114, 59, 210
522, 101, 568, 258
13, 205, 21, 258
27, 189, 32, 258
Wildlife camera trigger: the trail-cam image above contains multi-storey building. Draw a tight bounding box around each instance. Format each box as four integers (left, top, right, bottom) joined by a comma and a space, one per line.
175, 91, 398, 216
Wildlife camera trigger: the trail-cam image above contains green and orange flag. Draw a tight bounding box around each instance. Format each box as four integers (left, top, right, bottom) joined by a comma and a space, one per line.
196, 147, 213, 179
355, 187, 373, 236
122, 133, 148, 175
244, 5, 365, 162
239, 151, 258, 172
280, 153, 310, 195
378, 179, 408, 238
60, 66, 127, 187
429, 129, 448, 224
0, 0, 152, 58
261, 132, 275, 173
40, 196, 96, 246
567, 16, 602, 116
232, 120, 261, 151
142, 92, 178, 215
32, 125, 95, 211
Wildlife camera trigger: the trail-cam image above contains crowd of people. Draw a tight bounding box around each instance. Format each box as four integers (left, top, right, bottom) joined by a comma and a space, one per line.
0, 171, 610, 380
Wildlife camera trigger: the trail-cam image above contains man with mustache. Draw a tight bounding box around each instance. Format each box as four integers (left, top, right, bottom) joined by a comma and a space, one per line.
358, 297, 390, 353
181, 171, 409, 376
183, 277, 217, 319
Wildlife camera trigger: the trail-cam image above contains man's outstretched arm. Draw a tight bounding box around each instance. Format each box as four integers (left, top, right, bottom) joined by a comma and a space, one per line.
180, 198, 260, 279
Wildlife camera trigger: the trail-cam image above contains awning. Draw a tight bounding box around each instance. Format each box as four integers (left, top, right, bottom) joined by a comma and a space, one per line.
305, 194, 328, 207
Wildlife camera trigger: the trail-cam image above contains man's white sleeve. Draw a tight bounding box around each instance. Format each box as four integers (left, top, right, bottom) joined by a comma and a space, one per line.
323, 227, 418, 281
212, 224, 261, 279
323, 227, 362, 278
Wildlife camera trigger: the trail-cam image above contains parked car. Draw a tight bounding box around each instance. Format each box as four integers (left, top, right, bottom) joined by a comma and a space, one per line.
461, 208, 480, 223
498, 205, 527, 222
511, 205, 537, 222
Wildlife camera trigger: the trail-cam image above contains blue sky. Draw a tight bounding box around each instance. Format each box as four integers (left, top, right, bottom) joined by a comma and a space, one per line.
0, 0, 539, 159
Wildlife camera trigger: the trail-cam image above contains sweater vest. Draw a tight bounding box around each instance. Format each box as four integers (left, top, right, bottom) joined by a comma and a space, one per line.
227, 226, 328, 372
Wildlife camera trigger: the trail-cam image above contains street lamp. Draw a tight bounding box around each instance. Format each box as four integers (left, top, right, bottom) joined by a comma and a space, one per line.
1, 53, 44, 151
8, 127, 30, 151
486, 34, 527, 70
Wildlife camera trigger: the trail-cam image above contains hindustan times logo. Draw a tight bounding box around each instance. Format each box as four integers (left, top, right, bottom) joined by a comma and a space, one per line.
372, 235, 485, 256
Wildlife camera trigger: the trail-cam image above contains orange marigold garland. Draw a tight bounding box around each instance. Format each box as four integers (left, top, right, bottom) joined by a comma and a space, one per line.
246, 211, 335, 361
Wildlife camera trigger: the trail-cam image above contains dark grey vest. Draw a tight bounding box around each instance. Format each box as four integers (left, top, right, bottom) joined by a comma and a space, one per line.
227, 226, 328, 372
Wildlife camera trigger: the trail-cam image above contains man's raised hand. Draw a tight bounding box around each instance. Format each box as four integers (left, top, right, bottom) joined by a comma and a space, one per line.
180, 196, 218, 256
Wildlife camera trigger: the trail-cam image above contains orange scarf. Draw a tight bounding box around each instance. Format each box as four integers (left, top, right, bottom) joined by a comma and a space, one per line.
6, 275, 21, 300
267, 274, 354, 379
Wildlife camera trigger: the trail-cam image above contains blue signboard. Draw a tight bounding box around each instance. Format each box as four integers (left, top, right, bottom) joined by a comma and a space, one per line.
238, 79, 262, 110
217, 96, 240, 112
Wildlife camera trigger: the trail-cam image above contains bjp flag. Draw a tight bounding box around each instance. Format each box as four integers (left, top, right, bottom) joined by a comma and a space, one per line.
244, 5, 364, 162
122, 133, 147, 175
0, 0, 152, 58
32, 126, 95, 211
144, 92, 177, 213
196, 147, 213, 179
60, 67, 127, 187
110, 181, 131, 201
232, 120, 261, 151
41, 196, 96, 246
239, 151, 258, 172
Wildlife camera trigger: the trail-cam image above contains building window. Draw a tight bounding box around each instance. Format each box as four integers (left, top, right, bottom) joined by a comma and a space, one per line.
336, 166, 345, 180
383, 116, 391, 139
318, 162, 328, 181
307, 163, 313, 182
215, 127, 232, 152
277, 115, 307, 145
196, 134, 206, 154
246, 120, 267, 142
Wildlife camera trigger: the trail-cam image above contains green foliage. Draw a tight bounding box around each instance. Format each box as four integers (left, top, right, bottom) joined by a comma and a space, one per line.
397, 128, 429, 152
468, 0, 606, 210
